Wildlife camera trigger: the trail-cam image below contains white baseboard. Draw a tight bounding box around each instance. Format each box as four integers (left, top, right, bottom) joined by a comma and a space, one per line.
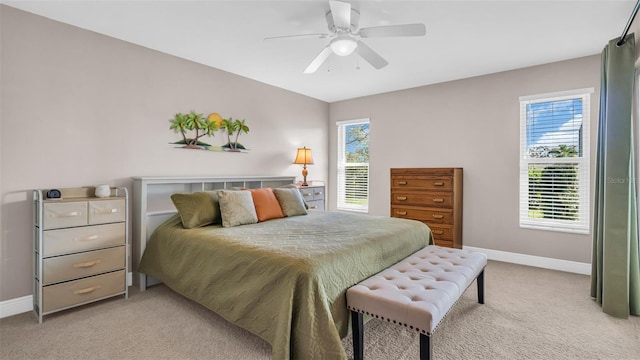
0, 272, 134, 319
464, 246, 592, 275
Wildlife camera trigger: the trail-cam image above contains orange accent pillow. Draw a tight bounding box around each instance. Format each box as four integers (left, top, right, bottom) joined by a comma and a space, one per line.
249, 188, 285, 222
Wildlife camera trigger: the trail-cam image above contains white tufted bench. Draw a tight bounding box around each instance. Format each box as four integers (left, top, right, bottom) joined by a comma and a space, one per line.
346, 245, 487, 360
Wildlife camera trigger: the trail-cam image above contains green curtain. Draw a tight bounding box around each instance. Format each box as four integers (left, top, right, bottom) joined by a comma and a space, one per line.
591, 34, 640, 318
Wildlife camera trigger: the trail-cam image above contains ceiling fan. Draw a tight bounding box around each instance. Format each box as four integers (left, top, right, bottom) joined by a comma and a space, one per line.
265, 0, 427, 74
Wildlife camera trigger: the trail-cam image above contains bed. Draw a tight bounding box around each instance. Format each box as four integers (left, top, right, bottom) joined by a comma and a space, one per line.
133, 176, 432, 360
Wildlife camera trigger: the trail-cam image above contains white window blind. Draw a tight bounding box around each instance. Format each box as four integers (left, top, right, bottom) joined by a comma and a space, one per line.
519, 88, 592, 234
337, 119, 369, 212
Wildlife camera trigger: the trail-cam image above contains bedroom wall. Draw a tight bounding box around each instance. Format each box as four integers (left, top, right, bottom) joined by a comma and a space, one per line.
328, 55, 600, 264
0, 6, 329, 301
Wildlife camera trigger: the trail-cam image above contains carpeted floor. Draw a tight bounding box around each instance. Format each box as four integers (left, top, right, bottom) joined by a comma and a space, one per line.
1, 260, 639, 359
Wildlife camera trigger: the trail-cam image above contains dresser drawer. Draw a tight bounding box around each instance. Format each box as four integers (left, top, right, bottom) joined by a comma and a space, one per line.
42, 246, 126, 285
306, 200, 324, 211
426, 223, 453, 240
392, 206, 452, 224
43, 202, 88, 230
391, 191, 453, 208
391, 176, 453, 191
300, 187, 324, 199
42, 270, 125, 313
89, 199, 126, 225
42, 223, 125, 257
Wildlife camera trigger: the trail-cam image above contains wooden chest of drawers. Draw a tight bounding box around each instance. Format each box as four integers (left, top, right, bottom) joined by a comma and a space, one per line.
390, 168, 463, 248
33, 187, 128, 323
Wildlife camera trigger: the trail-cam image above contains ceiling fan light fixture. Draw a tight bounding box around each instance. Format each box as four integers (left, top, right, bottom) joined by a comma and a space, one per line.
330, 35, 357, 56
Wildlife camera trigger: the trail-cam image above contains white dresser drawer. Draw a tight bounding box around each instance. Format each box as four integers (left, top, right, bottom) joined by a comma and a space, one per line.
42, 223, 125, 257
89, 199, 126, 225
42, 246, 126, 285
43, 202, 88, 230
42, 270, 126, 313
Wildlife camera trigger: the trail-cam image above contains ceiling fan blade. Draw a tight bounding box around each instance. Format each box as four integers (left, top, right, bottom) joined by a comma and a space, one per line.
356, 41, 388, 70
329, 0, 351, 29
264, 33, 329, 41
304, 46, 333, 74
359, 23, 426, 38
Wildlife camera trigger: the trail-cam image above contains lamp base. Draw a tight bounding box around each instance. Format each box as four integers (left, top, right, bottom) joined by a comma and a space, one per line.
301, 167, 309, 187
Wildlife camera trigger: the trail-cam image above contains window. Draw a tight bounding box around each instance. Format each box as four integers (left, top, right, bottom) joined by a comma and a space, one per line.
337, 119, 369, 212
519, 88, 592, 233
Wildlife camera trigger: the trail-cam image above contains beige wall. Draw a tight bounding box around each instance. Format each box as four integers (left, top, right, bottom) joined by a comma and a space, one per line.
0, 6, 329, 301
329, 55, 600, 264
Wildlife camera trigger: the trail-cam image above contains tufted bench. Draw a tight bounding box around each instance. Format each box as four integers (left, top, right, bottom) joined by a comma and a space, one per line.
346, 245, 487, 360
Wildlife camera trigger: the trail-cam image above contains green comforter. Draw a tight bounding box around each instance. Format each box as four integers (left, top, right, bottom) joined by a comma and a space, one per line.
138, 211, 431, 360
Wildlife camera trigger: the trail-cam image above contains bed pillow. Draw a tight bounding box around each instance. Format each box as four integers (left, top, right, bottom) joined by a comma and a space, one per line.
273, 188, 308, 217
278, 184, 309, 210
218, 190, 259, 227
249, 188, 285, 222
170, 191, 221, 229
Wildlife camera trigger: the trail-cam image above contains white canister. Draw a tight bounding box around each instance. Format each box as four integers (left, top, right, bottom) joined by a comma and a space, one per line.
95, 184, 111, 198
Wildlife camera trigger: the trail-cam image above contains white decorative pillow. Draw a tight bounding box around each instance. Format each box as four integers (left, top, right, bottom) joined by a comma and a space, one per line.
273, 188, 308, 217
218, 190, 258, 228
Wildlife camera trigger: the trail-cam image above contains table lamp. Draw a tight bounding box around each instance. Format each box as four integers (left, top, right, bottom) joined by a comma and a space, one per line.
293, 147, 314, 186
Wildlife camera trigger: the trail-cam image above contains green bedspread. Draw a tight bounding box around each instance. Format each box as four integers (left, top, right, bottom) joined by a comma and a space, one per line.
138, 211, 432, 360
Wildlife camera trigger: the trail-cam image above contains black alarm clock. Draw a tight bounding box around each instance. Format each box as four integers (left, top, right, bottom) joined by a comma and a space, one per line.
46, 189, 61, 199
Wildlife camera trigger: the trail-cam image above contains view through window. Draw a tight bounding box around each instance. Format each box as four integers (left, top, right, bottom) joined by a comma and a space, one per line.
519, 89, 592, 233
337, 119, 369, 212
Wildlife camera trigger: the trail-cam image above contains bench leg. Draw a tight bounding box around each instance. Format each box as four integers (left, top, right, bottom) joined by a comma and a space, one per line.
351, 311, 364, 360
477, 269, 485, 304
420, 333, 432, 360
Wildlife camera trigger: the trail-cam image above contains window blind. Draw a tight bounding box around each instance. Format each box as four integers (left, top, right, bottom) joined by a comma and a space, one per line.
519, 89, 592, 233
337, 119, 369, 212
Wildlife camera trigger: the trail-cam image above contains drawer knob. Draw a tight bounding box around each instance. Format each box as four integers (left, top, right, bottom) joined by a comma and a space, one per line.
51, 211, 80, 218
433, 230, 444, 235
73, 285, 102, 295
95, 208, 119, 215
433, 182, 444, 186
432, 214, 444, 219
397, 181, 408, 185
396, 196, 407, 201
432, 198, 444, 203
396, 211, 407, 215
73, 259, 102, 268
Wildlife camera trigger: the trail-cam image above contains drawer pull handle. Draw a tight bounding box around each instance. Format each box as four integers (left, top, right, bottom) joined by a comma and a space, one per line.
396, 211, 407, 215
433, 182, 445, 186
309, 206, 318, 209
433, 230, 444, 235
397, 181, 408, 185
314, 192, 322, 196
95, 208, 118, 215
303, 193, 311, 197
52, 211, 80, 218
396, 196, 407, 201
73, 285, 102, 295
73, 259, 102, 268
432, 214, 444, 219
432, 198, 444, 203
75, 234, 99, 242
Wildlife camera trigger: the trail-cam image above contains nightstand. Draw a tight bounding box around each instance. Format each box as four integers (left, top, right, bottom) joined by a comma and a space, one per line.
299, 185, 325, 211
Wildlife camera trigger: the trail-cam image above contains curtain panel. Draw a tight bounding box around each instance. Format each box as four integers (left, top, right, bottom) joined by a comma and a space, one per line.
591, 34, 640, 318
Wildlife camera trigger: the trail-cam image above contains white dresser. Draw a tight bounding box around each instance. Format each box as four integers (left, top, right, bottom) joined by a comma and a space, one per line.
33, 187, 128, 323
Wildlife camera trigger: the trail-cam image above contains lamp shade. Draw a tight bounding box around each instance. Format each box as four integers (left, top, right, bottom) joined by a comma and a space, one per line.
293, 147, 314, 165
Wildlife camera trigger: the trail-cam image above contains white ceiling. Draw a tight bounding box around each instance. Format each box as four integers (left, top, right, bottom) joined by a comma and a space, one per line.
3, 0, 636, 102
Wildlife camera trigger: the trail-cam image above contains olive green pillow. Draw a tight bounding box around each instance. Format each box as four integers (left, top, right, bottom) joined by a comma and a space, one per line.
170, 191, 221, 229
273, 188, 308, 217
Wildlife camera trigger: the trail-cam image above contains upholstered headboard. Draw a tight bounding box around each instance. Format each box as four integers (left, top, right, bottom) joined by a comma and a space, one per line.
131, 176, 296, 290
